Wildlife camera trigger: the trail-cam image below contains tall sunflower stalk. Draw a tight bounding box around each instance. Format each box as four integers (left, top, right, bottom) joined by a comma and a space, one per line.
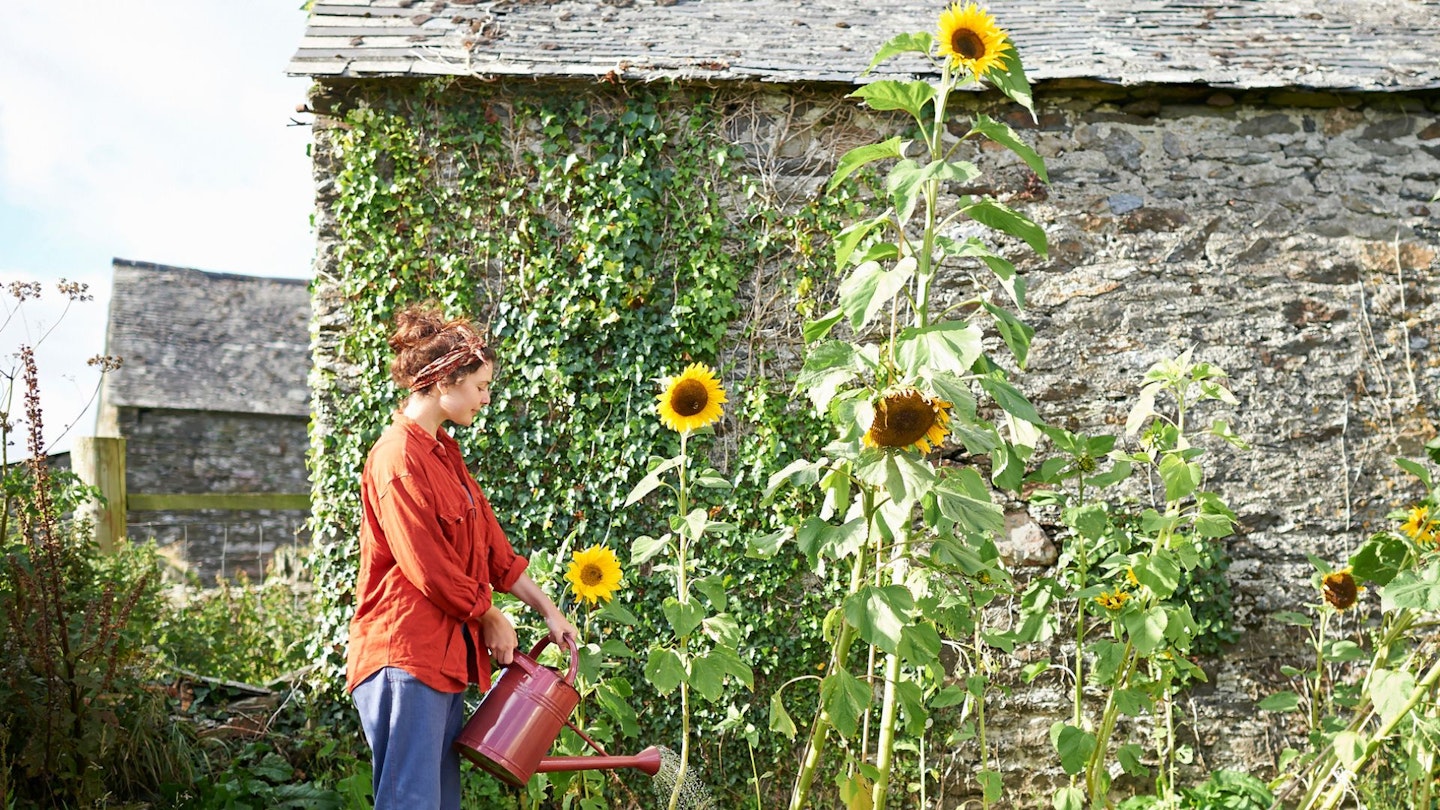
627, 363, 752, 810
762, 5, 1048, 808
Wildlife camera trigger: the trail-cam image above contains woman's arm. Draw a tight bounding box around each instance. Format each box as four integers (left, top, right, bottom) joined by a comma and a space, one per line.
507, 572, 579, 645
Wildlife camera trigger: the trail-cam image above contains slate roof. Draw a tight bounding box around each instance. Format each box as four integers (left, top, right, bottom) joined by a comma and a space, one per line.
102, 260, 311, 418
287, 0, 1440, 92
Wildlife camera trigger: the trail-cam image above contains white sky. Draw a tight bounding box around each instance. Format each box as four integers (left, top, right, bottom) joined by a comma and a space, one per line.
0, 2, 315, 458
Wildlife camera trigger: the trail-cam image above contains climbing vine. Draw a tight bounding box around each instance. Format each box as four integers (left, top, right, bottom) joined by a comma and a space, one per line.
304, 78, 865, 802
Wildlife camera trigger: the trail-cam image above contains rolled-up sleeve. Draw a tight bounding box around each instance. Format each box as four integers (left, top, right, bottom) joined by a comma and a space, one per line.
477, 491, 528, 592
376, 473, 493, 621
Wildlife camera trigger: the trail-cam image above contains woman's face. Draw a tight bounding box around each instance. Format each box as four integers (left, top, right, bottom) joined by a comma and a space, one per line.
438, 364, 493, 426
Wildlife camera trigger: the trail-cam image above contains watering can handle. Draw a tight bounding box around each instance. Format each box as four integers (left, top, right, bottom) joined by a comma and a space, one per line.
524, 633, 579, 685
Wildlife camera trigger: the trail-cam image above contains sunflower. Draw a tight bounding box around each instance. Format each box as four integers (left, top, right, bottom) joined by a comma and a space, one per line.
936, 2, 1013, 80
1401, 504, 1438, 544
1094, 589, 1131, 612
657, 363, 727, 434
565, 545, 623, 606
863, 389, 952, 454
1322, 568, 1360, 612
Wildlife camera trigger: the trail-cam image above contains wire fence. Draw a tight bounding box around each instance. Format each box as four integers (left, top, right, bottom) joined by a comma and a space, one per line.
126, 516, 311, 585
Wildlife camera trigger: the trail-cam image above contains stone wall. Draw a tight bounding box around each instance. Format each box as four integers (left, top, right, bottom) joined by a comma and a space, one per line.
306, 78, 1440, 799
119, 407, 311, 581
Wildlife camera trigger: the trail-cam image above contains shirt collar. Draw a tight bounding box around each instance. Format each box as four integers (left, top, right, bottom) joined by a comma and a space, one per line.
391, 411, 460, 456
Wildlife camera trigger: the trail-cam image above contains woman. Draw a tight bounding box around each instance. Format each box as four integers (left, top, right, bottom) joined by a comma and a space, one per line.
347, 304, 577, 810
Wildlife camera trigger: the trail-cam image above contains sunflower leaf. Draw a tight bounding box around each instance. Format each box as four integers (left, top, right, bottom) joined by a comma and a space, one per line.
839, 258, 914, 333
981, 302, 1033, 368
644, 648, 686, 695
663, 597, 706, 638
976, 374, 1044, 426
629, 533, 671, 566
770, 691, 798, 738
820, 669, 871, 739
988, 44, 1035, 120
864, 32, 933, 75
623, 455, 682, 506
896, 321, 984, 378
803, 307, 845, 343
968, 113, 1048, 183
962, 198, 1048, 258
850, 79, 936, 124
829, 140, 906, 195
797, 340, 859, 413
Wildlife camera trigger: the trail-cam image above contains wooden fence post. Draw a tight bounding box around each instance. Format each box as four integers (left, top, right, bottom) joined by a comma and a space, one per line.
72, 436, 126, 554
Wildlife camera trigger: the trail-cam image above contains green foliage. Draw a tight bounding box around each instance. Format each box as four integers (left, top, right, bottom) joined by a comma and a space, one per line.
306, 81, 849, 806
157, 568, 318, 686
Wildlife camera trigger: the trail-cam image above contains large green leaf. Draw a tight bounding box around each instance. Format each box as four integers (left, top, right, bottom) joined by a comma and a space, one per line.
1134, 550, 1181, 599
844, 585, 916, 655
662, 597, 705, 638
1049, 722, 1095, 775
981, 302, 1033, 368
933, 467, 1006, 537
968, 113, 1047, 182
1382, 564, 1440, 612
857, 450, 937, 507
895, 321, 984, 377
1159, 453, 1202, 502
689, 652, 725, 701
797, 516, 868, 568
1122, 606, 1169, 655
770, 690, 798, 737
820, 669, 872, 738
863, 31, 933, 74
988, 43, 1035, 119
796, 340, 860, 412
977, 374, 1043, 426
623, 454, 682, 506
962, 197, 1048, 258
850, 79, 936, 121
1370, 667, 1417, 724
645, 648, 685, 694
832, 213, 890, 268
1349, 530, 1409, 586
838, 257, 915, 332
828, 139, 907, 194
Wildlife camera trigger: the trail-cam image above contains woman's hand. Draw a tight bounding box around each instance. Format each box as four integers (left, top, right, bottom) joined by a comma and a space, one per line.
478, 606, 518, 666
544, 610, 579, 648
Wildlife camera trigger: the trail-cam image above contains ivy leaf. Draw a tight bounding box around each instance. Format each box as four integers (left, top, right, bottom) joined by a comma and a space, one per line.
844, 585, 916, 655
820, 669, 872, 738
895, 320, 984, 378
962, 197, 1047, 258
644, 648, 685, 695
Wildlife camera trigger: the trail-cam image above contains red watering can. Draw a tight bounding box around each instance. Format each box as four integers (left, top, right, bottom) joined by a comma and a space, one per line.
453, 634, 662, 787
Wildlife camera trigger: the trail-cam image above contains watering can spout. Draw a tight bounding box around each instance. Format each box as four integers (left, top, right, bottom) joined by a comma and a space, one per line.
535, 745, 663, 777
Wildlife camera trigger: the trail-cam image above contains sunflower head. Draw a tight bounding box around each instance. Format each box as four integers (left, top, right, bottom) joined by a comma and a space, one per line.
863, 389, 952, 454
936, 2, 1013, 80
1401, 504, 1438, 544
1322, 568, 1360, 612
565, 545, 623, 606
657, 363, 727, 434
1094, 589, 1131, 612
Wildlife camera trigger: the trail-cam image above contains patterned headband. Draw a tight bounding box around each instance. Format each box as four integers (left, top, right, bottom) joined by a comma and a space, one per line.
408, 329, 489, 392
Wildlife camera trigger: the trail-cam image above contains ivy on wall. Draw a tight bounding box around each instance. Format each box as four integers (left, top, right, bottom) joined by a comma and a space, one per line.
303, 78, 866, 790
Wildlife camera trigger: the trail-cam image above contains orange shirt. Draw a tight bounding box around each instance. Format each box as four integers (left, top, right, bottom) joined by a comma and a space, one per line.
345, 412, 528, 694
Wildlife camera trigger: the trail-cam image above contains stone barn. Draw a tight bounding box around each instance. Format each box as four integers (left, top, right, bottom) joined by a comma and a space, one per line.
96, 259, 312, 582
287, 0, 1440, 802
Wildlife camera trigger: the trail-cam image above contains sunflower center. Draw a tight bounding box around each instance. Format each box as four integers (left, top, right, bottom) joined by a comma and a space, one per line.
871, 393, 936, 447
952, 29, 987, 61
669, 379, 711, 417
580, 563, 605, 587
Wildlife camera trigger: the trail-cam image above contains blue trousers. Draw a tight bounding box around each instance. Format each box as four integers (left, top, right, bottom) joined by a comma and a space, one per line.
352, 667, 466, 810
